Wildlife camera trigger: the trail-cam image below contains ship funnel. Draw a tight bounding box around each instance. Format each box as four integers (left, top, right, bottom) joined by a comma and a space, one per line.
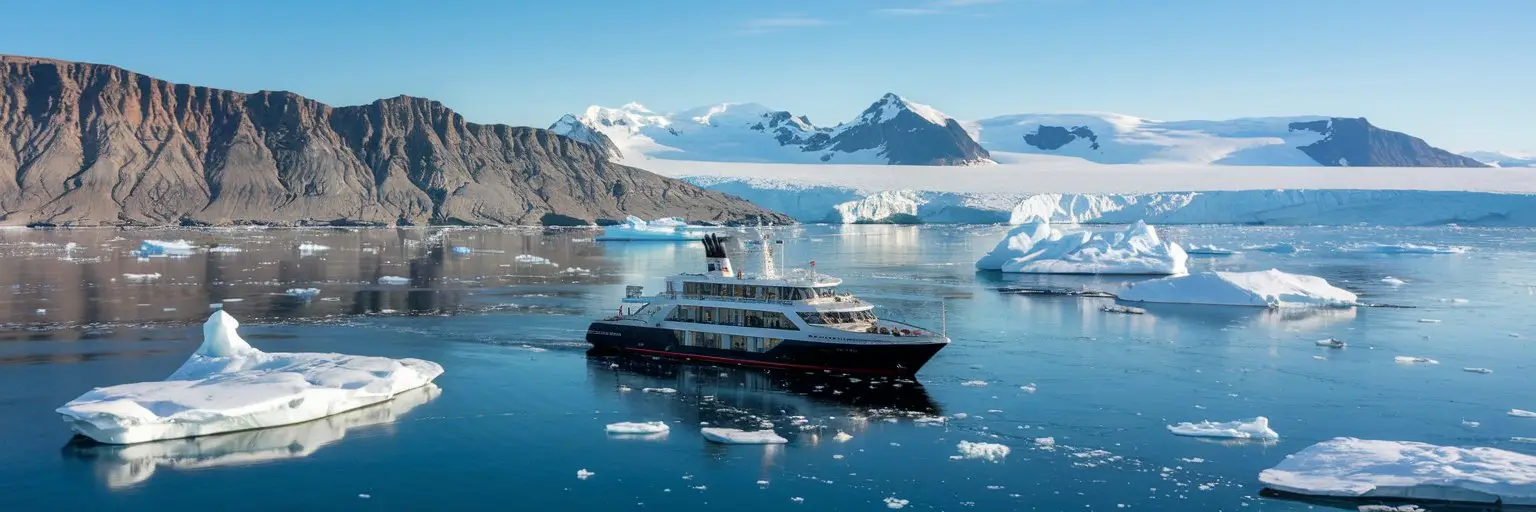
702, 234, 734, 277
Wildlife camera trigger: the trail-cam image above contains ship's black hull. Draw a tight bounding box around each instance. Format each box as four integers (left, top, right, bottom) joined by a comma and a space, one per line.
586, 322, 945, 376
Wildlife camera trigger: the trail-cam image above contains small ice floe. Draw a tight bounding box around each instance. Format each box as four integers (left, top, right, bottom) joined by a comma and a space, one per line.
791, 497, 804, 503
1259, 437, 1536, 505
606, 421, 670, 435
514, 254, 557, 265
296, 242, 329, 253
207, 246, 241, 253
378, 276, 410, 285
1244, 242, 1304, 254
1357, 505, 1425, 512
1315, 338, 1347, 348
1185, 244, 1239, 256
642, 387, 677, 394
883, 497, 909, 509
285, 288, 321, 299
952, 412, 969, 420
961, 380, 988, 387
1101, 304, 1146, 315
1345, 243, 1469, 255
1381, 276, 1407, 286
1462, 420, 1481, 428
1179, 457, 1206, 463
1514, 437, 1536, 444
1394, 356, 1439, 365
1020, 383, 1037, 393
35, 308, 46, 315
123, 273, 162, 282
576, 469, 594, 480
1509, 409, 1536, 418
1418, 319, 1441, 324
55, 311, 442, 444
913, 416, 947, 426
1312, 355, 1327, 360
832, 431, 853, 442
559, 267, 592, 275
136, 240, 197, 257
221, 298, 244, 303
1117, 269, 1357, 308
1166, 417, 1279, 441
701, 428, 786, 445
1463, 367, 1494, 374
450, 247, 473, 255
956, 441, 1011, 462
616, 385, 631, 392
358, 494, 371, 499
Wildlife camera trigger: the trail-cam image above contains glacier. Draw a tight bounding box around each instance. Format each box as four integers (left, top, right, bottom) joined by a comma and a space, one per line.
56, 311, 443, 444
686, 177, 1536, 226
975, 219, 1188, 275
1259, 438, 1536, 505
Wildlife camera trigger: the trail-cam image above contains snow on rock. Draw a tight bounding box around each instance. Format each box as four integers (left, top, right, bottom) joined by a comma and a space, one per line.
1344, 243, 1469, 255
606, 421, 671, 435
1510, 409, 1536, 418
378, 276, 410, 285
55, 311, 443, 444
956, 441, 1011, 462
975, 219, 1187, 275
1258, 437, 1536, 505
701, 428, 788, 445
595, 216, 705, 242
1167, 417, 1279, 440
1395, 356, 1440, 365
1118, 269, 1357, 308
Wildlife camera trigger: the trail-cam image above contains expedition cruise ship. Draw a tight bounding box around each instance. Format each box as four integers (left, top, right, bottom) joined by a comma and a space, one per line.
586, 234, 949, 375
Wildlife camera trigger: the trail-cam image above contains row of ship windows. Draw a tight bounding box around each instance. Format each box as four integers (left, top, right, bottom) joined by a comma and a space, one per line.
677, 282, 836, 301
666, 305, 798, 330
670, 331, 783, 353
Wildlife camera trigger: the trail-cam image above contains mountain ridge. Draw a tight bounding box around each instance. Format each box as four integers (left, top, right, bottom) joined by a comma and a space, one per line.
0, 54, 789, 227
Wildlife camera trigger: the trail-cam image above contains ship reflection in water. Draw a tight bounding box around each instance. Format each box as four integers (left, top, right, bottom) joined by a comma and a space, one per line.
61, 384, 440, 489
585, 350, 941, 443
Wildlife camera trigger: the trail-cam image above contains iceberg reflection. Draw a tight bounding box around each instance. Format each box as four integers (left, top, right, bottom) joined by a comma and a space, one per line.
63, 383, 440, 489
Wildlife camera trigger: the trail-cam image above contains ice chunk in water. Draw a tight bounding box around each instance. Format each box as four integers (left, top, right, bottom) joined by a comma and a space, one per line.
700, 428, 787, 444
1167, 417, 1279, 440
1394, 356, 1439, 365
956, 441, 1011, 462
975, 219, 1188, 275
378, 276, 410, 285
595, 216, 705, 242
1118, 269, 1358, 308
1259, 437, 1536, 505
285, 288, 320, 298
883, 497, 909, 509
606, 421, 670, 435
1510, 409, 1536, 418
55, 311, 443, 444
1463, 367, 1493, 374
577, 469, 594, 480
123, 273, 161, 282
832, 431, 853, 442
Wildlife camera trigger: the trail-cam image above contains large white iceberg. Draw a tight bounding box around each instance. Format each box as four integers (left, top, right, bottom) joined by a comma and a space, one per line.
595, 216, 705, 242
57, 311, 443, 444
67, 384, 439, 488
1259, 437, 1536, 505
1117, 269, 1358, 308
1167, 416, 1279, 440
974, 219, 1188, 275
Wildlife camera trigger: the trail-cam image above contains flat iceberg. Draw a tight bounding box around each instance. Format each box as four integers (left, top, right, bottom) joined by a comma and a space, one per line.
606, 421, 670, 435
64, 384, 438, 488
1394, 356, 1439, 365
136, 240, 196, 257
1344, 243, 1469, 255
1185, 244, 1239, 255
701, 428, 788, 444
1258, 437, 1536, 505
1510, 409, 1536, 418
956, 441, 1011, 462
595, 216, 705, 242
975, 219, 1188, 275
56, 311, 443, 444
1117, 269, 1358, 308
1167, 416, 1279, 440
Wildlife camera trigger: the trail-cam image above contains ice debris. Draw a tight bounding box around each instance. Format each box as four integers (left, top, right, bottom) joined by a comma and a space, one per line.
1167, 417, 1279, 440
700, 428, 787, 444
595, 216, 704, 242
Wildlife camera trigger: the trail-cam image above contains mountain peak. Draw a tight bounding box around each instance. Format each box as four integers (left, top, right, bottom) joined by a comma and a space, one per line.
854, 93, 953, 127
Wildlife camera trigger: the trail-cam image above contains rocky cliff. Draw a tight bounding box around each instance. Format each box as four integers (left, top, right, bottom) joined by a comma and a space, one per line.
1287, 118, 1489, 167
0, 55, 789, 226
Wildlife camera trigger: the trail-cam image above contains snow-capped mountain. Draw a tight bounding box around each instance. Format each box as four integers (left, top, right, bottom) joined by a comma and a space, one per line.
550, 95, 1507, 168
548, 94, 992, 166
1462, 150, 1536, 168
976, 114, 1487, 167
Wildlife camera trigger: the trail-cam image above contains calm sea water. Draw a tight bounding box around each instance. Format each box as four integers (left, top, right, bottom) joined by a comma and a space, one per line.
1, 225, 1533, 511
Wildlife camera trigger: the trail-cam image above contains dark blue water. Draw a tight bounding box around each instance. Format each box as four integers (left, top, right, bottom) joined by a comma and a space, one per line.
1, 225, 1533, 511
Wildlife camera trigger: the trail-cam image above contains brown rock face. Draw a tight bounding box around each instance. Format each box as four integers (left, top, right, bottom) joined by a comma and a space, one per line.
0, 55, 790, 226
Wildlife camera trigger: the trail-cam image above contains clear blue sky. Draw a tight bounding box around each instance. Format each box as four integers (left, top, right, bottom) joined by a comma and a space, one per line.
3, 0, 1531, 151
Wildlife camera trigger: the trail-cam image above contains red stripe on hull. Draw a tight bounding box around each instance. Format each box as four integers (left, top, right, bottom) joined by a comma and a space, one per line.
620, 347, 902, 376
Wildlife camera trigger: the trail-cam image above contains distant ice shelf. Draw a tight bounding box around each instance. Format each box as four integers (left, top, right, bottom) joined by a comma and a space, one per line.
683, 177, 1536, 226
